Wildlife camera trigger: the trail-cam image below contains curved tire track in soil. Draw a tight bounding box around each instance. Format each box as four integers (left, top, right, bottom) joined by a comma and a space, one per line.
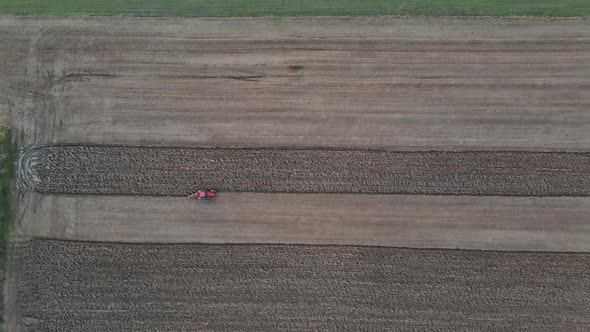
17, 144, 590, 196
16, 145, 43, 192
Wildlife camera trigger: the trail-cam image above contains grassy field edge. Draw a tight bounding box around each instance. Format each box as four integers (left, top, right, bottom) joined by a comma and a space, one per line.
0, 129, 12, 269
1, 0, 590, 17
0, 128, 12, 332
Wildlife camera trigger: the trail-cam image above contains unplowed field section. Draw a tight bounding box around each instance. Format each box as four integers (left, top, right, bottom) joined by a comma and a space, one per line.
23, 145, 590, 196
19, 193, 590, 251
5, 18, 590, 150
16, 240, 590, 332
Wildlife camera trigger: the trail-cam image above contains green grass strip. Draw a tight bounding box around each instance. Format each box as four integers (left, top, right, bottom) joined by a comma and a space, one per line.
1, 0, 589, 17
0, 129, 12, 270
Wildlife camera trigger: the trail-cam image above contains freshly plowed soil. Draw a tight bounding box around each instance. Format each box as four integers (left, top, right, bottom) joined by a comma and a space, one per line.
21, 145, 590, 196
16, 240, 590, 332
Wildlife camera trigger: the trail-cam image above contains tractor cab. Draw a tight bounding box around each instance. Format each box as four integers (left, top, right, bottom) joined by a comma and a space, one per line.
188, 189, 216, 201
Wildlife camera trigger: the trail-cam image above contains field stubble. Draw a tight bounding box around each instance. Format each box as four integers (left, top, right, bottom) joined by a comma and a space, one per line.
4, 18, 590, 151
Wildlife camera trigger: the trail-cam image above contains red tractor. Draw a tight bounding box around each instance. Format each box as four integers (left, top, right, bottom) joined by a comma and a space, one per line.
188, 189, 216, 201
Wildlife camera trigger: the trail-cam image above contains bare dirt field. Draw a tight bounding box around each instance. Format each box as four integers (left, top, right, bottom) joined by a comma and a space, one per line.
21, 145, 590, 196
3, 17, 590, 150
13, 239, 590, 332
16, 193, 590, 251
3, 16, 590, 331
4, 16, 590, 250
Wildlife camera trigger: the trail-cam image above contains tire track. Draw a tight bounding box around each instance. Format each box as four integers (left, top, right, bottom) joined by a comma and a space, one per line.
18, 145, 590, 196
16, 145, 43, 192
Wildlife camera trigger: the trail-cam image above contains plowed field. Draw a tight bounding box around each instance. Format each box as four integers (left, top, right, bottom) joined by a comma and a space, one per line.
21, 145, 590, 196
16, 240, 590, 332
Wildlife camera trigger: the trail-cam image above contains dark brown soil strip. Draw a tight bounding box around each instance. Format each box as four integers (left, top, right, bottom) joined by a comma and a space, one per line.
20, 145, 590, 196
17, 239, 590, 332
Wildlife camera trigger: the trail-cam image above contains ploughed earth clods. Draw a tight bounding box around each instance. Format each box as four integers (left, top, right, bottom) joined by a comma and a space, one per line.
17, 239, 590, 332
20, 145, 590, 196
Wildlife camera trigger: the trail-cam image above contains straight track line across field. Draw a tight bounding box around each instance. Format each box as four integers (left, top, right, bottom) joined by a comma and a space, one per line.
26, 236, 590, 254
